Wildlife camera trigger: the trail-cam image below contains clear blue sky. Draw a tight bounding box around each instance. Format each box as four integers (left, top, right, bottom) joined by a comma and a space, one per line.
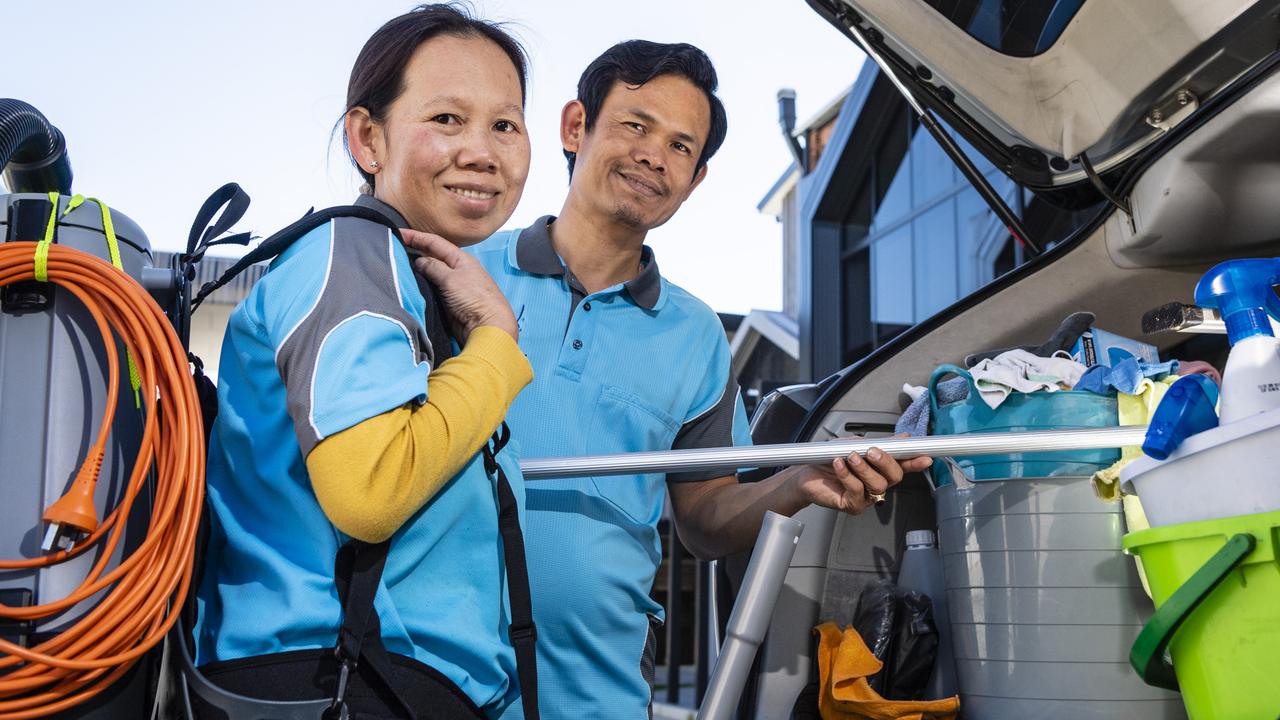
6, 1, 864, 313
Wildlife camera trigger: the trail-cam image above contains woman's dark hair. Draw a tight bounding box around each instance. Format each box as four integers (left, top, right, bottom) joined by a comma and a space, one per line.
566, 40, 727, 178
341, 3, 529, 189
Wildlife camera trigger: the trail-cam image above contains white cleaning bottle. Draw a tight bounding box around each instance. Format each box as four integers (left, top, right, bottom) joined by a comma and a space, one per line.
1195, 259, 1280, 423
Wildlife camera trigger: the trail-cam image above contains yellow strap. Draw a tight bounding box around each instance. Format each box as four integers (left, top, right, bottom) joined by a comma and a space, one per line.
85, 197, 125, 270
33, 192, 59, 282
63, 195, 143, 407
91, 197, 142, 407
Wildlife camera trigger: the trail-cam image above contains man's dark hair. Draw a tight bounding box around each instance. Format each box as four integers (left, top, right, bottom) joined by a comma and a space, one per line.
566, 40, 727, 178
340, 2, 529, 190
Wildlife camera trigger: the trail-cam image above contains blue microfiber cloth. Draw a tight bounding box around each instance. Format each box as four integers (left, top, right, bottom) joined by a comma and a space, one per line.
896, 377, 969, 437
1076, 358, 1179, 395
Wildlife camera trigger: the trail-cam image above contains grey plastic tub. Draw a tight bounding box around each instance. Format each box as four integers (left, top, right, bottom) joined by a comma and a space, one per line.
936, 477, 1186, 719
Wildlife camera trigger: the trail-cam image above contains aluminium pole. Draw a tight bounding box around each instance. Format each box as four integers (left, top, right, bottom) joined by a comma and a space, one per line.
520, 425, 1148, 480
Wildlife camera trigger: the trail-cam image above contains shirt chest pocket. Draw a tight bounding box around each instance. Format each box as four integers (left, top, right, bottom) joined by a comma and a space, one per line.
586, 385, 682, 524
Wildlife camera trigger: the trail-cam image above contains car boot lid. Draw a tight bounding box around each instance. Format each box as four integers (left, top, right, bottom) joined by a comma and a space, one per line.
808, 0, 1279, 190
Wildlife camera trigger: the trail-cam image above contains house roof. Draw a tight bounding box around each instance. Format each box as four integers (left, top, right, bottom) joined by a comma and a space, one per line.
757, 165, 801, 217
757, 83, 856, 216
729, 309, 800, 378
797, 85, 853, 139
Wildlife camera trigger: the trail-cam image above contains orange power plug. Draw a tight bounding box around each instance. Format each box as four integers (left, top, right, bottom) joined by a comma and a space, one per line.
40, 447, 103, 551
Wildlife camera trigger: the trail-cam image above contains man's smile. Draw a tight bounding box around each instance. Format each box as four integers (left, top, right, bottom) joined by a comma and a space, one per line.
617, 170, 663, 198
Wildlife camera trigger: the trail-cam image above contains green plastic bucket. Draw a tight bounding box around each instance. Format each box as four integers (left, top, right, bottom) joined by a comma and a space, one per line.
1124, 510, 1280, 720
928, 364, 1120, 486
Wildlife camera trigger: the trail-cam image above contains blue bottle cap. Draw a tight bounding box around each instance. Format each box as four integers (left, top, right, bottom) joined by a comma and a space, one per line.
1142, 374, 1220, 461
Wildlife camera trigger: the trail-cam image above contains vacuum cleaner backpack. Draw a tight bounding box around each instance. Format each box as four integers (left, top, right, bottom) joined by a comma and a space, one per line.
174, 184, 540, 720
1, 99, 175, 718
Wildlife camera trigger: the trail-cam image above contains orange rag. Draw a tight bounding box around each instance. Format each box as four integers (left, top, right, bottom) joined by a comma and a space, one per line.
815, 623, 960, 720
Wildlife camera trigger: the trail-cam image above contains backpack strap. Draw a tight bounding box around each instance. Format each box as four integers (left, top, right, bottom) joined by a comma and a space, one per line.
192, 204, 401, 311
185, 182, 252, 260
322, 427, 541, 720
483, 422, 540, 720
324, 539, 418, 720
413, 271, 456, 369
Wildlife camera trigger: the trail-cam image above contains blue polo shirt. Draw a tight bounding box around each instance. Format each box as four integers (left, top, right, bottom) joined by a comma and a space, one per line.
196, 196, 522, 716
473, 217, 752, 719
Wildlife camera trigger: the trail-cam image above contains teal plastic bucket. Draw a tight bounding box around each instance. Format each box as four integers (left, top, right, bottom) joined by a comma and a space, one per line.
928, 364, 1120, 486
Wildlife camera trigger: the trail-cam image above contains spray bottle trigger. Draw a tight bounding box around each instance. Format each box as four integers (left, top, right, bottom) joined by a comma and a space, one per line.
1265, 283, 1280, 327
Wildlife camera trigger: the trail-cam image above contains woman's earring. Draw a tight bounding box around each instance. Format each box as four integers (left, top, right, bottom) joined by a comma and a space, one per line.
370, 160, 380, 171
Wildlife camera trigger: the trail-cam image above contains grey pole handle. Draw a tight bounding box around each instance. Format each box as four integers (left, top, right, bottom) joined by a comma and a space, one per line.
520, 425, 1148, 480
697, 511, 805, 720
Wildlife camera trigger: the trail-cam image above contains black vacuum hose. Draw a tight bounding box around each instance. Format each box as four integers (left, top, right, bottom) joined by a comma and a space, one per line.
0, 99, 73, 193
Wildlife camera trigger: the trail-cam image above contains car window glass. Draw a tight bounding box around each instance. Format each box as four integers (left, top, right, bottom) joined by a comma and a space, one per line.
921, 0, 1085, 57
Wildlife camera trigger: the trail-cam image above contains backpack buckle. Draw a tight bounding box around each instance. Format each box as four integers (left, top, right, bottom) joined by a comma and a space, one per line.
323, 655, 356, 720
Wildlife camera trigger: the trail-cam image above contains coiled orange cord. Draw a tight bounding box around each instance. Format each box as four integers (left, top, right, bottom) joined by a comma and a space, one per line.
0, 242, 205, 719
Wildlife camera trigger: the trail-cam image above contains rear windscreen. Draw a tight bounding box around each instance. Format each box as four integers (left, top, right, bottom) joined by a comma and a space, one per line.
922, 0, 1085, 56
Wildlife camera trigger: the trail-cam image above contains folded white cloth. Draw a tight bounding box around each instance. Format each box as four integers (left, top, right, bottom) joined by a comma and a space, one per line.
969, 349, 1088, 409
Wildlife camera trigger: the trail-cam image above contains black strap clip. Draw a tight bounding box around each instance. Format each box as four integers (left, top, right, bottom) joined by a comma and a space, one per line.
323, 652, 355, 720
3, 197, 57, 314
483, 423, 512, 474
0, 589, 34, 647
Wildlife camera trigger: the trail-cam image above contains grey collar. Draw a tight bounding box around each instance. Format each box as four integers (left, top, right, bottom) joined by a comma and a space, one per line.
515, 215, 662, 310
353, 193, 409, 230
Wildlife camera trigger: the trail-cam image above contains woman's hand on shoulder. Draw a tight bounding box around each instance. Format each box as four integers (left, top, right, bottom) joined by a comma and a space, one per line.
402, 229, 517, 343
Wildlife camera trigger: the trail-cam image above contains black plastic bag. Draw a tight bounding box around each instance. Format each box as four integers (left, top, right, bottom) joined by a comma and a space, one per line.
852, 581, 939, 700
888, 591, 939, 700
790, 582, 943, 715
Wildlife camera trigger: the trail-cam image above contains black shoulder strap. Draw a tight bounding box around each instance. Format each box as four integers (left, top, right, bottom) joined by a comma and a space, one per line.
414, 272, 456, 367
326, 424, 540, 720
191, 200, 401, 311
483, 423, 540, 720
325, 539, 418, 720
192, 182, 454, 365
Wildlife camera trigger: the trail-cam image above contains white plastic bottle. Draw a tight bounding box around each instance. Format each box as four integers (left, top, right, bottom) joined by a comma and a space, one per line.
1218, 334, 1280, 423
1194, 259, 1280, 423
896, 529, 957, 699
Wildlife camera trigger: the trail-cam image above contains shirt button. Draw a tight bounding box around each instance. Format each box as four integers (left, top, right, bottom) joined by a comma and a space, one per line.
572, 339, 584, 350
583, 301, 592, 312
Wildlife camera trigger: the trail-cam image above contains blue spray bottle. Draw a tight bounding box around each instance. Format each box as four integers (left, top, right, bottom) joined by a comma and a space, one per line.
1195, 258, 1280, 423
1142, 374, 1220, 460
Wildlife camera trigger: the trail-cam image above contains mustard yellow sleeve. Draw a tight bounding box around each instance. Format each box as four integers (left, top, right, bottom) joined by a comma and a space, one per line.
306, 326, 532, 542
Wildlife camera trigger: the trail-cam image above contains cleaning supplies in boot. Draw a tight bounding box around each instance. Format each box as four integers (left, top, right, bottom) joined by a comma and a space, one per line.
1123, 403, 1280, 526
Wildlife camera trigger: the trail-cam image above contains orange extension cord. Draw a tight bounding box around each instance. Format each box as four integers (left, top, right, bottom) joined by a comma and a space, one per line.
0, 242, 204, 719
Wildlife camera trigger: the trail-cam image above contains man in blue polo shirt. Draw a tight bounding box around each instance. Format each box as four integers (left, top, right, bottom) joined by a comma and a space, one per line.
466, 41, 931, 718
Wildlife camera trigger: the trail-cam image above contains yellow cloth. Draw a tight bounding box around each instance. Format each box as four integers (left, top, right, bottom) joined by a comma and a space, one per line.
1090, 377, 1176, 503
814, 623, 960, 720
1089, 376, 1178, 596
307, 326, 532, 542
